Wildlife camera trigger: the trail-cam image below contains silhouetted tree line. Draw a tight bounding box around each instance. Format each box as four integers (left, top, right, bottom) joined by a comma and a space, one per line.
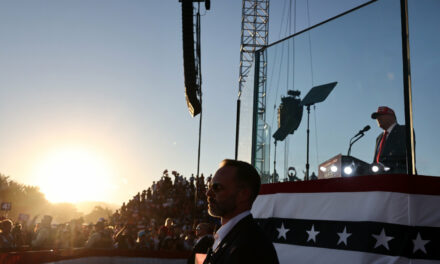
0, 173, 111, 223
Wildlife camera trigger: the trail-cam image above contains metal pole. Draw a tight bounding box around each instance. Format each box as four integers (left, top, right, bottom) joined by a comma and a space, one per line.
251, 52, 260, 166
197, 111, 202, 177
273, 140, 277, 183
400, 0, 416, 175
235, 98, 241, 160
305, 105, 311, 180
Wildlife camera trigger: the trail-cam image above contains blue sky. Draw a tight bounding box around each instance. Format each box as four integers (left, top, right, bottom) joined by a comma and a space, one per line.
0, 0, 437, 204
0, 0, 244, 204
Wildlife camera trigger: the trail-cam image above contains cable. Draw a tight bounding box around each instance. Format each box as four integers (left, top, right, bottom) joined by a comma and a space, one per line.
306, 0, 314, 87
292, 0, 296, 85
284, 0, 293, 181
306, 0, 319, 171
270, 0, 298, 179
266, 0, 288, 96
270, 40, 287, 131
270, 0, 291, 131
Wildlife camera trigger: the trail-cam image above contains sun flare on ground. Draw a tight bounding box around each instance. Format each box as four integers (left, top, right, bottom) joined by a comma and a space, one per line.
32, 146, 117, 204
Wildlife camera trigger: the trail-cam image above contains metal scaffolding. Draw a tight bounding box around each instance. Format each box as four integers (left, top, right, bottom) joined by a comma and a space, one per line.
237, 0, 269, 175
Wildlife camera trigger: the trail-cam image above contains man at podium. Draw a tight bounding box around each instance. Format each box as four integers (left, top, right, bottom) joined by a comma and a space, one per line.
371, 106, 407, 173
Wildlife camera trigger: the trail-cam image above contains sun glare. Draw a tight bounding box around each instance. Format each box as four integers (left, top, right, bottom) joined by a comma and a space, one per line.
33, 146, 117, 203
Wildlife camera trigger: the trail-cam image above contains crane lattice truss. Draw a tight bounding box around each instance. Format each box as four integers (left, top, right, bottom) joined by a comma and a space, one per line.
238, 0, 269, 174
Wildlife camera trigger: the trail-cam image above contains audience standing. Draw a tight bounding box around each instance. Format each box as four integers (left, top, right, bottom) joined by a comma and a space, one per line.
0, 170, 218, 253
187, 223, 214, 264
31, 215, 53, 248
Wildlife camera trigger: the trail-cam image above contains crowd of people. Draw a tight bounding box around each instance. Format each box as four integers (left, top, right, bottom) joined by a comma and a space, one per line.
0, 170, 218, 252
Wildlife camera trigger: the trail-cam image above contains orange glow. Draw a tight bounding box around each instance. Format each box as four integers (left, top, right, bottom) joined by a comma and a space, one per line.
32, 145, 117, 203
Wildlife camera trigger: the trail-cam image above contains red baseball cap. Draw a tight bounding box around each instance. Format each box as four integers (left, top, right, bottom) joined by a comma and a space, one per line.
371, 106, 395, 119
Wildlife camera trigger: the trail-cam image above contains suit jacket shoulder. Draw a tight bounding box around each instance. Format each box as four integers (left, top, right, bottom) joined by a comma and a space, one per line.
204, 215, 279, 264
374, 124, 407, 172
194, 235, 214, 253
188, 235, 214, 264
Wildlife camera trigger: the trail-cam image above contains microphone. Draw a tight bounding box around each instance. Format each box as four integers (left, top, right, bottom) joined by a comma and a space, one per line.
347, 125, 370, 156
354, 125, 370, 137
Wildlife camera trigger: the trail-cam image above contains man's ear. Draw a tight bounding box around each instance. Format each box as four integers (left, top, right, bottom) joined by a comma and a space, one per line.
237, 187, 251, 204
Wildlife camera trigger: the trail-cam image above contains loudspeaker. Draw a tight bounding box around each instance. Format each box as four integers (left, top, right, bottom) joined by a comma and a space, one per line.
181, 0, 201, 117
273, 91, 303, 141
205, 0, 211, 10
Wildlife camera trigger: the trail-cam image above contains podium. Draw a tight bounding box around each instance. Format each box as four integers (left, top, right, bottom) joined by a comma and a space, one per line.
318, 154, 370, 179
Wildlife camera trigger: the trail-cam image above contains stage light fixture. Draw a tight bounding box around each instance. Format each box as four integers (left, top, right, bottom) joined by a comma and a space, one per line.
318, 154, 369, 179
343, 166, 353, 175
371, 165, 379, 173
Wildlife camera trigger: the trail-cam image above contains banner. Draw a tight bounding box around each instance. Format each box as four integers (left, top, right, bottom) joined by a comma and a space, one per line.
1, 202, 11, 211
252, 174, 440, 264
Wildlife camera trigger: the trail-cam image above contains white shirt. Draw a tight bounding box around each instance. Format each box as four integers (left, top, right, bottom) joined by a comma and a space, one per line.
384, 122, 397, 141
212, 210, 251, 250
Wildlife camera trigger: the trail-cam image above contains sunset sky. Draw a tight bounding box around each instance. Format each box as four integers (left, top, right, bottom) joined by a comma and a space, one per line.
0, 0, 437, 205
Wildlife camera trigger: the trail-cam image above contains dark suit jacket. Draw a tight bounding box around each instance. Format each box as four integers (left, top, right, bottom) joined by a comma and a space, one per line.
373, 124, 407, 173
188, 235, 214, 264
203, 215, 279, 264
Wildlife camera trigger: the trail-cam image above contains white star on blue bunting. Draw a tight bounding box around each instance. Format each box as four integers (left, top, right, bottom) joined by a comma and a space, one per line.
276, 222, 290, 240
372, 228, 393, 250
306, 225, 320, 243
337, 226, 352, 246
413, 232, 429, 254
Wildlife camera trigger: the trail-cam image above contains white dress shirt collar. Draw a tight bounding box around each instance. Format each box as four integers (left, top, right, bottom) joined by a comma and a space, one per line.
383, 122, 397, 141
386, 122, 397, 134
212, 210, 251, 250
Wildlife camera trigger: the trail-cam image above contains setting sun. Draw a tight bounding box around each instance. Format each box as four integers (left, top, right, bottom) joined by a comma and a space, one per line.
32, 146, 117, 203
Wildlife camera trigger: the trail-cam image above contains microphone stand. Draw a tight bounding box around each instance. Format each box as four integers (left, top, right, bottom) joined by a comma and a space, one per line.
273, 140, 278, 183
305, 105, 311, 181
347, 133, 365, 156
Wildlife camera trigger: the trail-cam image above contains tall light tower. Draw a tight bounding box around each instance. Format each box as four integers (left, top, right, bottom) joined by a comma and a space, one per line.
235, 0, 269, 175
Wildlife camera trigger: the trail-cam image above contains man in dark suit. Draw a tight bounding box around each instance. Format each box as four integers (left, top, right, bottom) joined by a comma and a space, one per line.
371, 106, 407, 173
203, 159, 279, 264
188, 223, 214, 264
